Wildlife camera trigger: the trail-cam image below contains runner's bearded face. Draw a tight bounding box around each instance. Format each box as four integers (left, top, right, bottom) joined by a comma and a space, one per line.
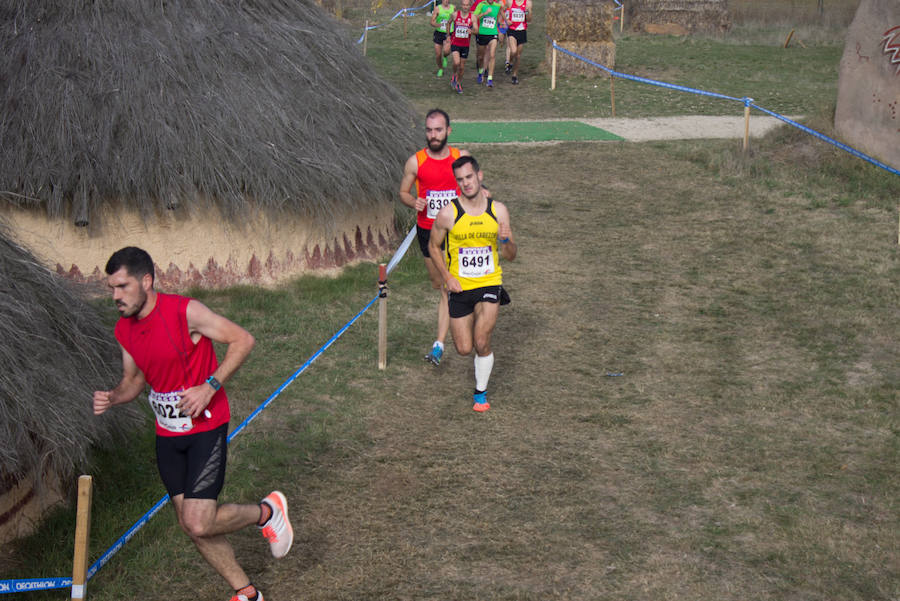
108, 267, 148, 318
425, 116, 449, 152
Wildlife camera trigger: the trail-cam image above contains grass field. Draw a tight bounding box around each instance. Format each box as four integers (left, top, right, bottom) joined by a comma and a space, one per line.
3, 0, 899, 599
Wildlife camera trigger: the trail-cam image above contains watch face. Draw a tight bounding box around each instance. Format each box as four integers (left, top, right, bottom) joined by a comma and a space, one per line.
207, 376, 221, 390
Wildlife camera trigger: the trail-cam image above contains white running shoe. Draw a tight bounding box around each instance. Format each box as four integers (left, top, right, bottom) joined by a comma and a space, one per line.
259, 491, 293, 559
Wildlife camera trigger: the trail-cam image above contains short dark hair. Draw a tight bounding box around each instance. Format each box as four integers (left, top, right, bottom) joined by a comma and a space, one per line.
425, 108, 450, 128
452, 154, 479, 174
105, 246, 155, 283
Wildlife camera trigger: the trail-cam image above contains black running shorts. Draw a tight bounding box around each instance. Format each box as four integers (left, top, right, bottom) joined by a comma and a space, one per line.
156, 424, 228, 500
433, 31, 449, 45
509, 29, 527, 44
448, 285, 510, 318
451, 44, 470, 59
417, 224, 446, 258
476, 33, 498, 46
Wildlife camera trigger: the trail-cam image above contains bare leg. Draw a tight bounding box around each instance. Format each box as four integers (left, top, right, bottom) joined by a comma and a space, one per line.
486, 39, 498, 81
449, 301, 499, 356
472, 301, 499, 356
424, 257, 450, 345
173, 495, 260, 590
512, 39, 524, 78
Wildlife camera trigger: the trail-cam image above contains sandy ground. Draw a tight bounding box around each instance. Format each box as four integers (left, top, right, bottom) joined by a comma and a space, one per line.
583, 115, 795, 142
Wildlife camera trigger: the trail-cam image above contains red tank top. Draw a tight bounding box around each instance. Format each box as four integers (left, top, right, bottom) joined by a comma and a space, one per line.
115, 292, 230, 437
450, 11, 474, 47
508, 0, 527, 30
415, 146, 462, 229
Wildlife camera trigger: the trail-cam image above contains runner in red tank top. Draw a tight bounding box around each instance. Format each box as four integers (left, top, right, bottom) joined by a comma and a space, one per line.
93, 246, 293, 601
447, 0, 478, 93
506, 0, 531, 84
399, 109, 471, 365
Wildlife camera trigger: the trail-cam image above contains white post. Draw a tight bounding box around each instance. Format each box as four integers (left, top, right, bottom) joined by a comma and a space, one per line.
551, 42, 557, 90
377, 264, 387, 370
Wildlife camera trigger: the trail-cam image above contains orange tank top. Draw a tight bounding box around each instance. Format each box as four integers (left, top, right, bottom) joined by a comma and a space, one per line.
415, 146, 462, 229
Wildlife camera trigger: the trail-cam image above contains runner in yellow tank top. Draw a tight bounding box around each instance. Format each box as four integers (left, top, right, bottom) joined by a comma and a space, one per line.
429, 155, 517, 412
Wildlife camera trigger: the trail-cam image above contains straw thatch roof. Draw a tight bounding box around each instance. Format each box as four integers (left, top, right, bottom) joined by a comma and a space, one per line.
0, 0, 419, 228
0, 223, 143, 495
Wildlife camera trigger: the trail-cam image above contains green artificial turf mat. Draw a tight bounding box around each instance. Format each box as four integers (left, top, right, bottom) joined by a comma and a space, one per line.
450, 121, 623, 143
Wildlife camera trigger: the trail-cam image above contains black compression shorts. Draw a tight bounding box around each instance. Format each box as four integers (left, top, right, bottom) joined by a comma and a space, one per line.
156, 423, 228, 499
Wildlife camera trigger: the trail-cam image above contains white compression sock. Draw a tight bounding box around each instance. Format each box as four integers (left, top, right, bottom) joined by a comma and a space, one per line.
474, 353, 495, 392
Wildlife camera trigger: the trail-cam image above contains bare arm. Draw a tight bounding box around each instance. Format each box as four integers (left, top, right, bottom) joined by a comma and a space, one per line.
429, 205, 461, 292
176, 300, 256, 418
93, 345, 145, 415
430, 6, 439, 28
494, 201, 517, 261
399, 153, 426, 213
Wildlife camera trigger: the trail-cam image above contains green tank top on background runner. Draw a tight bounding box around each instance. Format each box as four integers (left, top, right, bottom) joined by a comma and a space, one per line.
435, 4, 456, 33
474, 2, 501, 35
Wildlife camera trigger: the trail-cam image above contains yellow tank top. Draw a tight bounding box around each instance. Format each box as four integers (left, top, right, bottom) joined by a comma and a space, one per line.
444, 197, 503, 290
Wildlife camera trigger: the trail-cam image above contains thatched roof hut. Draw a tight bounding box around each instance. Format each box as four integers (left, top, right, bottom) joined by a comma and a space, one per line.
0, 0, 419, 287
0, 223, 142, 544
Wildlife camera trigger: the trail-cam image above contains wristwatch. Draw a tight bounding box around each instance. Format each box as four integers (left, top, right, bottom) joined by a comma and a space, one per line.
206, 375, 222, 391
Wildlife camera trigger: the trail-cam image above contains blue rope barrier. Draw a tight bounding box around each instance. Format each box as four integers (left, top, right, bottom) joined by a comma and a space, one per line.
550, 41, 900, 178
0, 227, 417, 595
357, 0, 435, 44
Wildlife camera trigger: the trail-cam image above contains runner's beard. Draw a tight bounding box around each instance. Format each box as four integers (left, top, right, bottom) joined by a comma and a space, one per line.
117, 289, 147, 318
427, 135, 448, 152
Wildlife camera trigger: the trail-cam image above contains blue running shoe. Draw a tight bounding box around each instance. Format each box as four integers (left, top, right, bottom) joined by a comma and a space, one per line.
486, 78, 493, 88
450, 74, 457, 90
473, 390, 490, 412
425, 343, 443, 366
477, 71, 483, 84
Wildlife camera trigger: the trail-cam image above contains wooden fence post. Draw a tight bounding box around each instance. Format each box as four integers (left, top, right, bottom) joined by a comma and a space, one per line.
620, 4, 625, 34
71, 475, 93, 601
363, 20, 369, 56
742, 103, 751, 152
610, 74, 616, 117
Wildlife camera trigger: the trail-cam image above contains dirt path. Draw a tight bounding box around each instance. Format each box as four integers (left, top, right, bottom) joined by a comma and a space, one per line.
581, 115, 794, 142
453, 115, 796, 143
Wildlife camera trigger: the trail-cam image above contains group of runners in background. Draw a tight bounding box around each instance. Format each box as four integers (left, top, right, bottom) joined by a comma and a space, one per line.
430, 0, 532, 93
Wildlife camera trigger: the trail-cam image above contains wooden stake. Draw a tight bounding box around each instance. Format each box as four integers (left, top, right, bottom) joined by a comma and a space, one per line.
783, 29, 795, 48
610, 74, 616, 117
742, 104, 751, 152
377, 264, 387, 370
71, 475, 93, 601
403, 9, 407, 38
551, 42, 557, 90
363, 20, 369, 56
620, 4, 625, 34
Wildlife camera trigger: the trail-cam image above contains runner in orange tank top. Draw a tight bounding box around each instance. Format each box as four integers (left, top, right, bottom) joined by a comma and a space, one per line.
399, 109, 471, 366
